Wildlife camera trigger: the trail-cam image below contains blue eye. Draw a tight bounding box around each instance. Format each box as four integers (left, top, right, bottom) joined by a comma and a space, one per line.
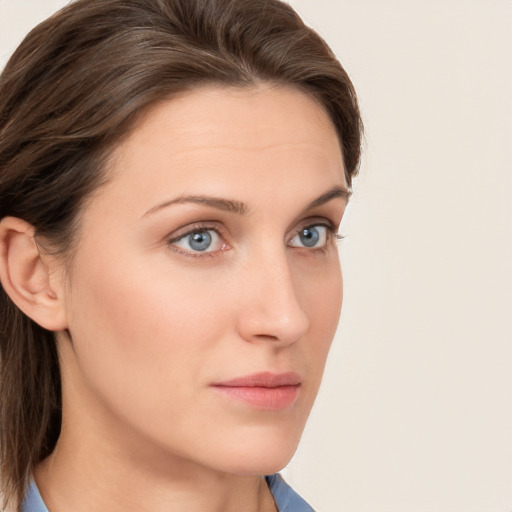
172, 229, 223, 253
289, 225, 329, 248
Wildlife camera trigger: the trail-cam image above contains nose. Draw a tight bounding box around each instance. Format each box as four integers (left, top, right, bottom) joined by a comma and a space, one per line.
235, 250, 310, 346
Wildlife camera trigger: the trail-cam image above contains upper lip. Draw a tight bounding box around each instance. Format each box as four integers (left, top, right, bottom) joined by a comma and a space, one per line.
212, 372, 302, 388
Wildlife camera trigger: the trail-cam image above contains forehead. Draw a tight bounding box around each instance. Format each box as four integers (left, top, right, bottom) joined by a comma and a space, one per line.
115, 84, 343, 165
98, 84, 346, 215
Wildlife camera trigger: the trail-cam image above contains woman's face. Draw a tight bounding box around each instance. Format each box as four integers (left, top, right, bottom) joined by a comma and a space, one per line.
57, 84, 348, 475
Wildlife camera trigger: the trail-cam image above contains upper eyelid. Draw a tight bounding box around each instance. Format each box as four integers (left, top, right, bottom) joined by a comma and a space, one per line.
167, 221, 226, 242
293, 216, 337, 234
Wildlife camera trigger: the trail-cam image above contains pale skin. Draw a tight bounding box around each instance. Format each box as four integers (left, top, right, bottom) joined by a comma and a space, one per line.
0, 84, 348, 512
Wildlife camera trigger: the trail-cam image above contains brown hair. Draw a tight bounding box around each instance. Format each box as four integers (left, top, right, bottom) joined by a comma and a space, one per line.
0, 0, 362, 508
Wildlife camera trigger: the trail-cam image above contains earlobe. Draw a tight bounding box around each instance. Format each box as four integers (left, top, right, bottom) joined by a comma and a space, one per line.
0, 216, 68, 331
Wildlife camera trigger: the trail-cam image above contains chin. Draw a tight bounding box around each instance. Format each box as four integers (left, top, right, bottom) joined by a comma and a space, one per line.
209, 426, 304, 476
223, 452, 297, 476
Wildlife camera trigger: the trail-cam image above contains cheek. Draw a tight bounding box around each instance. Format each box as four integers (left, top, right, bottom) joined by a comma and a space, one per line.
300, 252, 342, 324
298, 257, 342, 373
64, 250, 234, 417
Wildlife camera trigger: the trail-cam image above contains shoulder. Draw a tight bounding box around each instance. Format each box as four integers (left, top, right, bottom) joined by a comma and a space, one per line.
266, 473, 315, 512
20, 479, 48, 512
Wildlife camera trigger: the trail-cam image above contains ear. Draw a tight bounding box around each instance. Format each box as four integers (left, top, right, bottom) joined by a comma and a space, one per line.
0, 216, 68, 331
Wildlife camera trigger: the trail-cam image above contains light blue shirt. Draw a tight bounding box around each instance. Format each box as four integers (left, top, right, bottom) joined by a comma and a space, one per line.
22, 473, 314, 512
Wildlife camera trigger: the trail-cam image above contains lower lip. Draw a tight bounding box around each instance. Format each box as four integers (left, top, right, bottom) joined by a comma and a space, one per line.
212, 385, 300, 410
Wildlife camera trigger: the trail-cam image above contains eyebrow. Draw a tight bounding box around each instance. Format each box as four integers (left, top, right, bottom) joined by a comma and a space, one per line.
143, 195, 247, 216
305, 185, 351, 209
142, 185, 350, 218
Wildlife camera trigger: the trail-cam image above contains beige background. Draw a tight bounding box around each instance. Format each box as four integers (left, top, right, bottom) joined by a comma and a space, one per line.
1, 1, 511, 511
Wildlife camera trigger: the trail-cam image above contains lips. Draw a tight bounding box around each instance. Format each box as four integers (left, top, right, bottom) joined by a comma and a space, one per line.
211, 372, 302, 410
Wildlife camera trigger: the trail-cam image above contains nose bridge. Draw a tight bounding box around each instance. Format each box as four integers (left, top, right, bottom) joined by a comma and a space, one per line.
236, 243, 310, 344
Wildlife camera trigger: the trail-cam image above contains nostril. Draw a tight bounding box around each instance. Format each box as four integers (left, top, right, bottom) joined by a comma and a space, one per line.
253, 333, 280, 342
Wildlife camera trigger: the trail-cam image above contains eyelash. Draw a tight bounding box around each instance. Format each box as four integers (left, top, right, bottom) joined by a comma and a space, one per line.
166, 221, 343, 259
166, 222, 227, 259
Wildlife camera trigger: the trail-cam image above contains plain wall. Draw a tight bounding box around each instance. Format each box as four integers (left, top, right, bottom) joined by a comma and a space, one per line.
1, 1, 511, 511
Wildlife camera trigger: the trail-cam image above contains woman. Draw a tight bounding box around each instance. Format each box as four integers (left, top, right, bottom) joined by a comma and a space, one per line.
0, 0, 362, 510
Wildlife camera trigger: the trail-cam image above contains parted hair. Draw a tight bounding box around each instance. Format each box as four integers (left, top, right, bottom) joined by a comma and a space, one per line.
0, 0, 362, 509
